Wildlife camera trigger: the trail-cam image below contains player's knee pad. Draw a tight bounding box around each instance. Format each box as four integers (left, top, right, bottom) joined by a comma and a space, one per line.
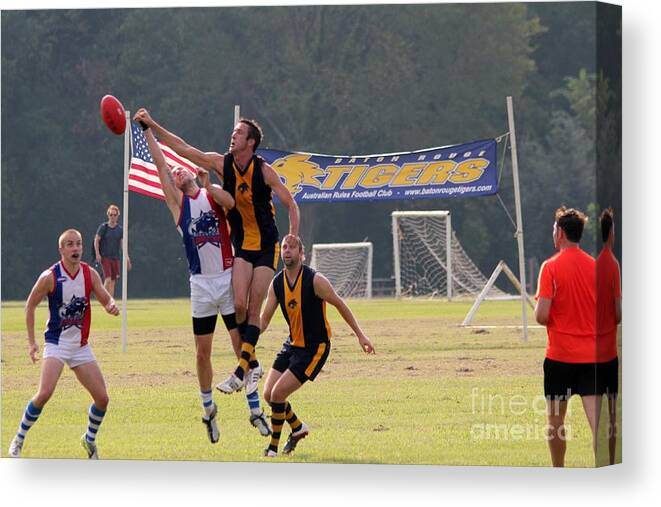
221, 312, 237, 331
193, 315, 218, 336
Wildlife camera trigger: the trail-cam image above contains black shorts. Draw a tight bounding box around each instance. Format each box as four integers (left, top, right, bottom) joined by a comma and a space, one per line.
235, 242, 280, 271
272, 341, 330, 384
597, 357, 619, 397
543, 358, 598, 400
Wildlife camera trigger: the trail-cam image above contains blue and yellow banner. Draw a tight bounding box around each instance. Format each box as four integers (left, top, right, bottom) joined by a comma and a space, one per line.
258, 138, 498, 203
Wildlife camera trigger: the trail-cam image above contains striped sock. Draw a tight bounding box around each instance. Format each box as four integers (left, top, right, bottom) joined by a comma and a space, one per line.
285, 402, 303, 433
200, 390, 214, 417
16, 400, 43, 442
268, 402, 286, 453
249, 352, 259, 370
85, 404, 106, 443
246, 390, 262, 415
234, 342, 254, 380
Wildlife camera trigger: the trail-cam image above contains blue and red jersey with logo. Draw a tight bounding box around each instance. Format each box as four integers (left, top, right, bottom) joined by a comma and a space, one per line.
45, 261, 92, 346
177, 188, 233, 275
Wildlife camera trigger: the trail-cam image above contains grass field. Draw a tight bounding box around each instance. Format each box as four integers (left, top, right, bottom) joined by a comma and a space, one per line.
1, 298, 621, 466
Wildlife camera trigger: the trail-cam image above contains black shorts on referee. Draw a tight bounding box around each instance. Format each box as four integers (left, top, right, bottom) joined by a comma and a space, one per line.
544, 358, 598, 400
272, 341, 330, 384
597, 357, 619, 398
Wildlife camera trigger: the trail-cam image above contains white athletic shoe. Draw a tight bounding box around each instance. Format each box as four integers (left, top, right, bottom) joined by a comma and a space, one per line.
246, 364, 264, 395
216, 373, 245, 394
282, 422, 309, 455
263, 448, 277, 458
202, 403, 220, 444
81, 434, 98, 459
8, 436, 23, 458
250, 410, 272, 437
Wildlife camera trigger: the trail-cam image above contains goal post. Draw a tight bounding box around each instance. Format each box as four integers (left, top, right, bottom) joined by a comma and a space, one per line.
392, 211, 452, 299
391, 210, 508, 300
310, 242, 373, 298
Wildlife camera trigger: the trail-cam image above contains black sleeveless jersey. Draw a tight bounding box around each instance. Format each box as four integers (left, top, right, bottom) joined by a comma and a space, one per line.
222, 153, 279, 251
273, 265, 332, 350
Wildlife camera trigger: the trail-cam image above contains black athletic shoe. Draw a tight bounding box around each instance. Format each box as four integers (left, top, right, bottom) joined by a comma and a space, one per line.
282, 423, 309, 454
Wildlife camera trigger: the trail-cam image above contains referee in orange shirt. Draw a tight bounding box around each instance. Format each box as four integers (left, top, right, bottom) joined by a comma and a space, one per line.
535, 206, 599, 467
596, 208, 622, 465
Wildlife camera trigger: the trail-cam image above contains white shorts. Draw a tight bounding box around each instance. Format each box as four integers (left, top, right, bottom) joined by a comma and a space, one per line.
190, 270, 235, 318
43, 342, 96, 369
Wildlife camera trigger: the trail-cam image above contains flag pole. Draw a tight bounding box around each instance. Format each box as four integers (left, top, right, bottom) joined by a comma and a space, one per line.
506, 96, 528, 342
121, 110, 130, 352
234, 105, 240, 126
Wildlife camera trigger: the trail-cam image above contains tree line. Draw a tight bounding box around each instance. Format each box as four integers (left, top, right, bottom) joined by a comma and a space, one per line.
1, 3, 621, 299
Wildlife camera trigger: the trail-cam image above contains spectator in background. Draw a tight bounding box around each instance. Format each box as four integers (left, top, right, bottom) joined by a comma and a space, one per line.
94, 204, 130, 297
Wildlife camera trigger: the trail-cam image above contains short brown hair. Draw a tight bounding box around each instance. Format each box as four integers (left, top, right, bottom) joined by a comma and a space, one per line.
239, 118, 263, 151
555, 206, 588, 243
282, 234, 304, 253
599, 207, 614, 243
58, 229, 82, 248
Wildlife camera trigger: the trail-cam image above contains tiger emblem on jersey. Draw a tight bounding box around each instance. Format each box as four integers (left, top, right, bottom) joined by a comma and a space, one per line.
287, 298, 298, 310
189, 210, 222, 248
59, 295, 88, 330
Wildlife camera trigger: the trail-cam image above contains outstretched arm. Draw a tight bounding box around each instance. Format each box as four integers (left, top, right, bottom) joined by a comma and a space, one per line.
90, 268, 119, 316
313, 273, 375, 354
24, 271, 54, 363
134, 108, 224, 174
137, 122, 182, 223
262, 162, 300, 237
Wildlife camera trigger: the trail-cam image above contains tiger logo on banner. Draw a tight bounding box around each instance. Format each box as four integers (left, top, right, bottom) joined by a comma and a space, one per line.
270, 154, 325, 196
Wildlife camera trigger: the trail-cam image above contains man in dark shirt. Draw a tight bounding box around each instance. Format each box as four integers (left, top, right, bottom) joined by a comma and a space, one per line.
94, 204, 131, 297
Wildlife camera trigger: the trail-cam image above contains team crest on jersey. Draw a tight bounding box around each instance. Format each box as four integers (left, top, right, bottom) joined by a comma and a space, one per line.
59, 295, 88, 330
189, 210, 222, 248
287, 298, 298, 310
238, 182, 250, 194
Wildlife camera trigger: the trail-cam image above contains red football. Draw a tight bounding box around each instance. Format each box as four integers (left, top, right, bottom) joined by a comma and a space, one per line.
100, 95, 126, 135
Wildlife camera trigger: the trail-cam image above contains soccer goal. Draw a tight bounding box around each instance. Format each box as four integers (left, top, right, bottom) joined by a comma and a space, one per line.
392, 210, 508, 299
310, 242, 373, 298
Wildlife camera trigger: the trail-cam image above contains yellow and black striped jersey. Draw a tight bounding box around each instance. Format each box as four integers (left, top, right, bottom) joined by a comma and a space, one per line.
273, 265, 332, 350
223, 153, 279, 251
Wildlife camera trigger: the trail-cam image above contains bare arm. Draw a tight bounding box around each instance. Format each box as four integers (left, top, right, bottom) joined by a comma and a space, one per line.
133, 108, 224, 174
24, 271, 54, 363
94, 235, 102, 263
197, 167, 235, 210
90, 268, 119, 316
313, 273, 375, 354
260, 280, 279, 333
535, 297, 552, 325
138, 124, 182, 223
262, 162, 300, 236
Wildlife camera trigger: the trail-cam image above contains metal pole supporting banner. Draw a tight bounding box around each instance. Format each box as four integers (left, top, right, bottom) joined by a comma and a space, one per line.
234, 105, 240, 126
506, 96, 529, 342
121, 110, 130, 352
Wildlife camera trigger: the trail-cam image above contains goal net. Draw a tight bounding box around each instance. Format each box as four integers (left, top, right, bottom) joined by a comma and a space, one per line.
310, 242, 373, 298
392, 211, 508, 299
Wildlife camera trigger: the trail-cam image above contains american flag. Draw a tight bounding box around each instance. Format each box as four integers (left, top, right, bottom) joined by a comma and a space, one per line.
129, 122, 198, 200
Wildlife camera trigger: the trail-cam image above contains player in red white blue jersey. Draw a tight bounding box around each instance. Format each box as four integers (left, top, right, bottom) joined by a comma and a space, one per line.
137, 117, 271, 442
7, 229, 119, 459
